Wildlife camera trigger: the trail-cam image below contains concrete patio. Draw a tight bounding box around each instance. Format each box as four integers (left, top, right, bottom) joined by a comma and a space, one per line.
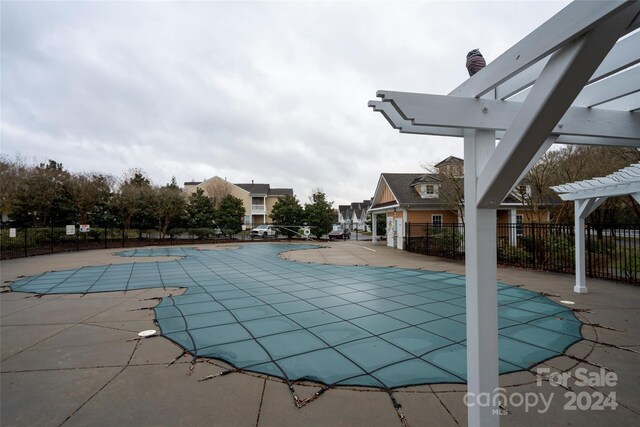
1, 242, 638, 426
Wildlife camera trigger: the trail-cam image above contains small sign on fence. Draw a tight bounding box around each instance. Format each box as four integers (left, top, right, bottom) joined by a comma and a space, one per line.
79, 224, 90, 233
9, 228, 16, 238
66, 225, 76, 235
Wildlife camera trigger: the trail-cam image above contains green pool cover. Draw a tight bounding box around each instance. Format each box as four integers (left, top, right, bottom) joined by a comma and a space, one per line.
11, 244, 581, 389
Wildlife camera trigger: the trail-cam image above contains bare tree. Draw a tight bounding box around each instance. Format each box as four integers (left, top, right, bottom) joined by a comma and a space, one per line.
202, 178, 232, 208
525, 145, 640, 224
421, 162, 465, 222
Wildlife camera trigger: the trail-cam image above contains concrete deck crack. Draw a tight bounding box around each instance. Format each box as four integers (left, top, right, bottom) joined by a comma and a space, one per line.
255, 378, 267, 427
429, 385, 461, 426
59, 337, 141, 426
0, 291, 156, 363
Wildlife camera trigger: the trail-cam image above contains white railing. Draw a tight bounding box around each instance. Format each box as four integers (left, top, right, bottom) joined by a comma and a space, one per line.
251, 205, 266, 214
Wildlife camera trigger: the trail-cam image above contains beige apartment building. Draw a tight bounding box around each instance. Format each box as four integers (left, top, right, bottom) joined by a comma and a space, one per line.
183, 177, 293, 229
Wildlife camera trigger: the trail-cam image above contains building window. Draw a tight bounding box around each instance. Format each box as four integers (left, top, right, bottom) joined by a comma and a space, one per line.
516, 185, 531, 199
516, 214, 524, 236
432, 214, 443, 229
419, 184, 438, 199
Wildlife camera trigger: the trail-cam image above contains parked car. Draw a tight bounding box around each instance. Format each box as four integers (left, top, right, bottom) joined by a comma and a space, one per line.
328, 228, 351, 240
251, 224, 278, 238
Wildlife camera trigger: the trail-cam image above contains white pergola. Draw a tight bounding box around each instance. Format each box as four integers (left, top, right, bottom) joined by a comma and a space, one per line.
552, 163, 640, 294
368, 1, 640, 426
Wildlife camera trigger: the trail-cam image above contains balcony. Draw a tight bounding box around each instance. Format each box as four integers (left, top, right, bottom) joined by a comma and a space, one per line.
251, 205, 266, 214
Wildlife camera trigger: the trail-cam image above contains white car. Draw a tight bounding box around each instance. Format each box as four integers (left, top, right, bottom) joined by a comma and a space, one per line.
251, 224, 278, 238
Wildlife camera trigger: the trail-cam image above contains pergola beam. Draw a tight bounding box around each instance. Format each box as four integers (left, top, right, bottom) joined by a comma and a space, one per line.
369, 100, 640, 147
476, 6, 637, 209
376, 90, 640, 139
555, 135, 640, 147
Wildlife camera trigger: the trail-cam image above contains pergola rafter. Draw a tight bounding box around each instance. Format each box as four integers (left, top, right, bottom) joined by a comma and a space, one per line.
368, 1, 640, 426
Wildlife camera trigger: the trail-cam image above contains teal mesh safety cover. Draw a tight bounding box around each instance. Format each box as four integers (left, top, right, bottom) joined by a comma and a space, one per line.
11, 244, 581, 388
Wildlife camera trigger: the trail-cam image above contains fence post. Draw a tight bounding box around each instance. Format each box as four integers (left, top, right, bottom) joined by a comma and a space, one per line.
76, 223, 79, 251
51, 222, 54, 254
531, 223, 536, 270
406, 222, 410, 251
24, 227, 28, 257
425, 223, 430, 256
450, 224, 454, 260
586, 223, 593, 277
104, 226, 108, 249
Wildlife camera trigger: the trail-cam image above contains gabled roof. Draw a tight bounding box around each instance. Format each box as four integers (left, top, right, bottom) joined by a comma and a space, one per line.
434, 156, 463, 168
234, 184, 294, 196
268, 188, 294, 196
236, 183, 270, 195
410, 174, 441, 186
372, 172, 559, 209
183, 177, 293, 198
181, 176, 246, 196
379, 173, 438, 206
338, 200, 372, 220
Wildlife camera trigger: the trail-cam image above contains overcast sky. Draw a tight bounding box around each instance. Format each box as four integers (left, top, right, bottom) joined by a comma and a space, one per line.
1, 0, 570, 206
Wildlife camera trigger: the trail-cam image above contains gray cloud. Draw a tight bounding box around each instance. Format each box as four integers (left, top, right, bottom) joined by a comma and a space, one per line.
1, 0, 569, 205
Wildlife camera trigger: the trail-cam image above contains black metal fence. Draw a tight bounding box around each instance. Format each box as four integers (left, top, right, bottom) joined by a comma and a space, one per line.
0, 226, 243, 260
406, 223, 466, 260
406, 222, 639, 284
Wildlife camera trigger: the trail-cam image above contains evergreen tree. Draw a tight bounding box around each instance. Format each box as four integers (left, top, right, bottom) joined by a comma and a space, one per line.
305, 190, 334, 239
111, 170, 157, 237
185, 187, 216, 228
215, 194, 245, 236
270, 194, 305, 238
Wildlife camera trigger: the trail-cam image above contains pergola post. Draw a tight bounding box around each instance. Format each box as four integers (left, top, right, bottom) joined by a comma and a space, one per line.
573, 197, 608, 293
509, 209, 517, 246
574, 199, 589, 294
372, 213, 377, 242
464, 129, 499, 427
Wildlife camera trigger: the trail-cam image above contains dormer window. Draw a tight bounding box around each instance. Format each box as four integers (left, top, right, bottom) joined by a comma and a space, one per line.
516, 185, 531, 198
419, 184, 438, 199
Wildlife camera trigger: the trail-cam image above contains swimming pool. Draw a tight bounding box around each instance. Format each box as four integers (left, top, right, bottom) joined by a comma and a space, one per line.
11, 244, 582, 388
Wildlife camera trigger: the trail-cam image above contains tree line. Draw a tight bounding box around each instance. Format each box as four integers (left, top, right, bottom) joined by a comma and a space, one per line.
269, 192, 335, 239
0, 157, 336, 239
0, 158, 242, 237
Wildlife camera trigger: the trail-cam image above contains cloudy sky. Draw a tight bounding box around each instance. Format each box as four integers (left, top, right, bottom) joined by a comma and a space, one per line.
2, 0, 570, 206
